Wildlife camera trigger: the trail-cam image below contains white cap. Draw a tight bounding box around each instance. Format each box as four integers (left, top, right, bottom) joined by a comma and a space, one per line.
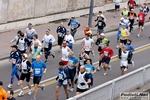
100, 33, 105, 37
22, 54, 28, 58
71, 16, 75, 18
120, 17, 124, 20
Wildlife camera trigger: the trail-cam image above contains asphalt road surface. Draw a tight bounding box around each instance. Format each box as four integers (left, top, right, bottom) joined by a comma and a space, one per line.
0, 22, 150, 100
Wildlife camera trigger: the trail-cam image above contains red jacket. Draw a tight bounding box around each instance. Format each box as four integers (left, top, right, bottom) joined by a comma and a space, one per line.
138, 12, 145, 23
100, 47, 114, 58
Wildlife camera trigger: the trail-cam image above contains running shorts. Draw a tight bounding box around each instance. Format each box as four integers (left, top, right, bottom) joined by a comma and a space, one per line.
102, 58, 110, 64
33, 76, 42, 84
138, 22, 144, 27
20, 73, 31, 82
120, 39, 127, 45
115, 5, 120, 9
76, 87, 88, 93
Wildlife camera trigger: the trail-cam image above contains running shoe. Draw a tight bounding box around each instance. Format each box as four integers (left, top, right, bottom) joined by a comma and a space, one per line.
137, 34, 140, 38
18, 91, 24, 97
124, 68, 127, 71
103, 72, 108, 76
69, 88, 74, 92
51, 52, 56, 58
17, 81, 20, 86
132, 61, 134, 67
92, 50, 95, 57
108, 65, 111, 70
7, 84, 12, 88
44, 59, 49, 63
28, 90, 33, 95
41, 84, 45, 91
97, 66, 101, 71
31, 97, 36, 100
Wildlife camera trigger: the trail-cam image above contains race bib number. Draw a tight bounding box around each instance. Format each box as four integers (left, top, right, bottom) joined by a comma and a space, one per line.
45, 42, 49, 48
58, 33, 63, 37
80, 60, 84, 65
98, 22, 102, 26
139, 16, 142, 20
100, 43, 104, 48
86, 68, 91, 74
63, 80, 67, 85
62, 54, 66, 59
35, 68, 40, 74
19, 43, 24, 50
68, 60, 73, 66
130, 16, 133, 19
59, 74, 63, 80
122, 57, 127, 61
104, 51, 108, 56
12, 58, 16, 64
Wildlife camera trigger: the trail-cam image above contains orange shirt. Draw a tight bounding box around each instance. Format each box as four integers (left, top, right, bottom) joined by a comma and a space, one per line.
0, 88, 7, 100
84, 29, 92, 35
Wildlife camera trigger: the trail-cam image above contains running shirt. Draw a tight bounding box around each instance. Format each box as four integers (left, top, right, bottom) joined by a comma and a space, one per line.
122, 10, 129, 16
31, 39, 42, 46
56, 26, 66, 37
21, 60, 31, 74
42, 34, 55, 48
84, 29, 92, 35
124, 18, 130, 27
25, 28, 37, 40
70, 20, 79, 29
77, 72, 89, 89
0, 88, 7, 100
120, 28, 130, 40
64, 34, 75, 44
10, 51, 21, 65
84, 64, 95, 74
82, 38, 94, 51
68, 56, 78, 69
114, 0, 121, 5
120, 51, 129, 66
31, 61, 46, 76
17, 38, 29, 51
58, 67, 69, 85
128, 12, 137, 19
61, 46, 70, 61
100, 47, 114, 58
79, 53, 88, 65
137, 12, 145, 22
128, 0, 136, 8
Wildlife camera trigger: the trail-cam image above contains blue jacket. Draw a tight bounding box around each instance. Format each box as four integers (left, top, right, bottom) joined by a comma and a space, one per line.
126, 44, 135, 52
10, 51, 21, 65
56, 26, 66, 36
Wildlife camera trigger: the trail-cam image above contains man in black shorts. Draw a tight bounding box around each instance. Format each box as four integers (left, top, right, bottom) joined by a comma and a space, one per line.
18, 54, 32, 97
31, 55, 47, 100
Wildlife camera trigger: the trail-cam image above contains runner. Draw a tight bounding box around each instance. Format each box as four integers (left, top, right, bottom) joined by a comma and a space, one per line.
10, 30, 21, 44
55, 62, 69, 100
114, 0, 121, 18
67, 52, 78, 92
100, 43, 114, 75
84, 58, 96, 88
7, 90, 16, 100
95, 11, 106, 22
116, 17, 125, 49
81, 34, 95, 56
64, 30, 75, 50
16, 32, 30, 54
83, 25, 92, 38
122, 7, 129, 17
95, 15, 106, 38
78, 48, 90, 73
127, 0, 136, 11
68, 16, 80, 38
118, 23, 130, 58
75, 66, 91, 95
42, 29, 56, 63
137, 9, 145, 38
8, 45, 21, 88
124, 15, 130, 29
120, 46, 130, 75
126, 39, 135, 66
95, 33, 109, 71
128, 9, 137, 32
31, 34, 42, 47
56, 22, 67, 53
140, 3, 149, 18
60, 41, 72, 66
30, 55, 46, 100
31, 42, 43, 62
0, 81, 7, 100
18, 54, 32, 97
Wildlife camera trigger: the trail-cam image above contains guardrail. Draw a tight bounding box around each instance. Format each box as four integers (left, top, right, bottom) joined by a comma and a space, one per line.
68, 63, 150, 100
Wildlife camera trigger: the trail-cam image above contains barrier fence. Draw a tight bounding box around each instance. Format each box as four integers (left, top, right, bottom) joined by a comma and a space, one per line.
68, 63, 150, 100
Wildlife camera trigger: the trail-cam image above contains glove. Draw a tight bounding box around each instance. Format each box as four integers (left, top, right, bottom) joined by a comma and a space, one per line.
74, 79, 78, 84
80, 83, 85, 86
56, 76, 59, 80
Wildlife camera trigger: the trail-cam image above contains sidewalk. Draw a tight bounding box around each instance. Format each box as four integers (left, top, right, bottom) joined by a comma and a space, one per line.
0, 5, 150, 60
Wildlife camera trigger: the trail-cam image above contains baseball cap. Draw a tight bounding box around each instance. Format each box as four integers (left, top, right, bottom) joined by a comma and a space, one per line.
22, 53, 28, 58
100, 33, 105, 37
71, 16, 75, 18
0, 81, 3, 86
28, 23, 32, 26
120, 17, 124, 20
11, 45, 18, 49
131, 9, 134, 11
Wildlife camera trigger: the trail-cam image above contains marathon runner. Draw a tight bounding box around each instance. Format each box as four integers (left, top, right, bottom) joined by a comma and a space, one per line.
126, 39, 135, 66
84, 58, 96, 88
7, 90, 16, 100
118, 23, 130, 58
60, 41, 72, 66
8, 45, 21, 88
127, 0, 136, 11
120, 46, 130, 75
128, 9, 137, 32
0, 81, 7, 100
56, 22, 67, 53
68, 16, 80, 39
124, 15, 130, 29
67, 52, 78, 92
81, 34, 95, 56
95, 11, 106, 22
83, 25, 92, 38
55, 62, 69, 100
42, 29, 56, 63
10, 30, 21, 44
140, 3, 149, 18
31, 34, 42, 47
30, 55, 46, 100
95, 33, 109, 71
16, 32, 30, 54
95, 16, 106, 38
64, 30, 75, 50
114, 0, 121, 18
18, 54, 32, 97
122, 7, 129, 17
100, 43, 114, 76
137, 9, 145, 38
75, 66, 91, 95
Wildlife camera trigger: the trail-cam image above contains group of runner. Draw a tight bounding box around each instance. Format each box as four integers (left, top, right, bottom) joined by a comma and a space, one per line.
1, 1, 150, 100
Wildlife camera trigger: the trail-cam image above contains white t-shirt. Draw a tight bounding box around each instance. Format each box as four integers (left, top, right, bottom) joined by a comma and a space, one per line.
61, 46, 70, 61
42, 34, 55, 48
114, 0, 121, 5
82, 38, 94, 51
31, 39, 42, 46
64, 34, 75, 44
120, 51, 129, 67
25, 28, 37, 40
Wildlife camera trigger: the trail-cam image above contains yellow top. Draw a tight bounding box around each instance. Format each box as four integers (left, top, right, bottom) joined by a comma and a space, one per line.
120, 28, 129, 40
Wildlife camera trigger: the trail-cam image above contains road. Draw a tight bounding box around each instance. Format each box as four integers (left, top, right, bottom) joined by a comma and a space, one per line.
0, 22, 150, 100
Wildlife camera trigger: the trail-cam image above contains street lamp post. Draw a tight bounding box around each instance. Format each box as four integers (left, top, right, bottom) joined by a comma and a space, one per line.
88, 0, 94, 27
